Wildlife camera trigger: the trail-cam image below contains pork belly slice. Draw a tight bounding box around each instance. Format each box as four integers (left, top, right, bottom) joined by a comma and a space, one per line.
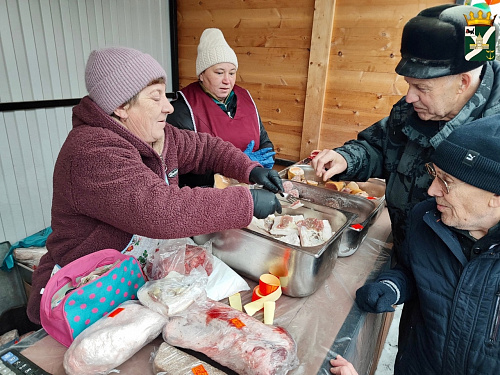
269, 215, 304, 236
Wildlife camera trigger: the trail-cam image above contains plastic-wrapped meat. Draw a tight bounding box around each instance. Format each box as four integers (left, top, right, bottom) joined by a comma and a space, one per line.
138, 270, 207, 316
145, 241, 214, 280
63, 301, 166, 375
153, 342, 226, 374
163, 299, 298, 375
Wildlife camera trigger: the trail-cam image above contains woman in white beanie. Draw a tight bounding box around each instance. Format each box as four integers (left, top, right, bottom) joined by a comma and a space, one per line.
27, 46, 283, 325
167, 28, 276, 187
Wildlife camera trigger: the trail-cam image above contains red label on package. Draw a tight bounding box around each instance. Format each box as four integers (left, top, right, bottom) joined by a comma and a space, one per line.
191, 364, 208, 374
108, 307, 125, 317
229, 318, 246, 329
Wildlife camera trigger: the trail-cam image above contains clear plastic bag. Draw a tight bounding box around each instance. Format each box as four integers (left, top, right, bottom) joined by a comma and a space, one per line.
138, 268, 208, 316
63, 301, 166, 375
145, 238, 214, 280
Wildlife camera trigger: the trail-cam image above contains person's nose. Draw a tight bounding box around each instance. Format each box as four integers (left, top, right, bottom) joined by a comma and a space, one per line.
222, 73, 231, 84
427, 178, 443, 197
405, 86, 418, 104
162, 97, 174, 114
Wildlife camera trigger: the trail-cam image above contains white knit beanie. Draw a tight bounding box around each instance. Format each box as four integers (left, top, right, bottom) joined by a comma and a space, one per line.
196, 28, 238, 77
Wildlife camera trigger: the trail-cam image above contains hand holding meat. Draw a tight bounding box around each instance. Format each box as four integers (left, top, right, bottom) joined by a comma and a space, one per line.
250, 189, 282, 219
249, 167, 284, 193
311, 149, 348, 181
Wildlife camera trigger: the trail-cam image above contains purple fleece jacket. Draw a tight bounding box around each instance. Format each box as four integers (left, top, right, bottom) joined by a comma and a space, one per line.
28, 96, 259, 324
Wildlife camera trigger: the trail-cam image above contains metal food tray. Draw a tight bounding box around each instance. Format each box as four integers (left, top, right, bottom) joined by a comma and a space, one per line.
278, 164, 386, 257
193, 199, 357, 297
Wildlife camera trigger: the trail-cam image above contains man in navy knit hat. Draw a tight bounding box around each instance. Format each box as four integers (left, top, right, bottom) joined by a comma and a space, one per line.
355, 115, 500, 374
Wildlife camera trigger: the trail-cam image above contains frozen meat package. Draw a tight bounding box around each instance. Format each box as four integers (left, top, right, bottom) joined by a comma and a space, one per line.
153, 342, 226, 374
163, 299, 299, 375
63, 300, 167, 375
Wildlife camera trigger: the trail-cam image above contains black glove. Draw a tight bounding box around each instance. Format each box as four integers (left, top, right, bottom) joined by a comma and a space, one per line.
355, 281, 397, 313
250, 189, 282, 219
249, 167, 284, 193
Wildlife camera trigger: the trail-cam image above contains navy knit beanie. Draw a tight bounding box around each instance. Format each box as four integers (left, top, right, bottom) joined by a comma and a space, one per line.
85, 47, 167, 114
431, 115, 500, 194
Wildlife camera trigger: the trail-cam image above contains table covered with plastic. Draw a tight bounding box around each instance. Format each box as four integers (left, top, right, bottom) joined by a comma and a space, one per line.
8, 208, 393, 375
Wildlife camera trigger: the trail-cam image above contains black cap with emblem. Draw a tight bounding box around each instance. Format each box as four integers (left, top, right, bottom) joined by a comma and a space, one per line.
396, 4, 487, 79
431, 114, 500, 194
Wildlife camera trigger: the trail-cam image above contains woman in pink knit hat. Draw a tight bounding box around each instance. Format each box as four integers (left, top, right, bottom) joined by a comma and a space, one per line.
27, 46, 283, 325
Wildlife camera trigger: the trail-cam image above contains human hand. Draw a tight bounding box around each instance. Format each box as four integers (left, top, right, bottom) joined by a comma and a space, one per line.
310, 149, 348, 181
355, 281, 397, 313
330, 354, 358, 375
250, 189, 282, 219
244, 141, 276, 168
249, 167, 284, 193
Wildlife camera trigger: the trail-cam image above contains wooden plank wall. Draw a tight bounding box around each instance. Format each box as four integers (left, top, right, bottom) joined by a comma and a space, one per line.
175, 0, 447, 162
176, 0, 315, 161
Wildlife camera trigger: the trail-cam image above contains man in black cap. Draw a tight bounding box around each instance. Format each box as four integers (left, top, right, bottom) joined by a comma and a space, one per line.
311, 4, 500, 258
355, 115, 500, 374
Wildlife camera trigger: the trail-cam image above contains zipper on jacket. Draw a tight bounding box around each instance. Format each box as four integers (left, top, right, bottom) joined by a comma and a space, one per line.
487, 289, 500, 343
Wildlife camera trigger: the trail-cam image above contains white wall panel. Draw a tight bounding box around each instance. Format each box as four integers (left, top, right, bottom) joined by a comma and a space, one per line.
0, 0, 174, 244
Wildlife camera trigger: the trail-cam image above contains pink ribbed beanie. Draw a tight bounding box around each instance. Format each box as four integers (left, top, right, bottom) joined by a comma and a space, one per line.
85, 47, 167, 114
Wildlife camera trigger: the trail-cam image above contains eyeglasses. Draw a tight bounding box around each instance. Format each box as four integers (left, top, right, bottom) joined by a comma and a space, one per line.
425, 162, 450, 194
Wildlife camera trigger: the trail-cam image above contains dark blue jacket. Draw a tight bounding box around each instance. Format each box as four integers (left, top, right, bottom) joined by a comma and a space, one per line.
379, 198, 500, 375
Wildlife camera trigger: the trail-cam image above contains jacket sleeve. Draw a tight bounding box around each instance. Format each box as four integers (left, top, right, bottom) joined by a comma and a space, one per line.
374, 200, 424, 304
334, 115, 391, 181
334, 98, 409, 181
258, 115, 274, 150
171, 126, 260, 182
68, 134, 257, 240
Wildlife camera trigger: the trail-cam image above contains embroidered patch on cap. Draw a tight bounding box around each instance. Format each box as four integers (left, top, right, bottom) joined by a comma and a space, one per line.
462, 150, 479, 166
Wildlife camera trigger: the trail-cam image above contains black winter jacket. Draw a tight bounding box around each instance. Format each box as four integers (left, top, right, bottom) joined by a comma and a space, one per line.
379, 198, 500, 375
334, 61, 500, 254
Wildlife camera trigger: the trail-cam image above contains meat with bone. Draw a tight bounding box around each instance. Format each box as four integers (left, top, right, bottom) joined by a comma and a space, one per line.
163, 299, 298, 375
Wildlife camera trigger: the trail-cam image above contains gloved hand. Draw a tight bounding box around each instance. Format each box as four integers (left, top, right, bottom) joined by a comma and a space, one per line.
355, 281, 397, 313
249, 167, 284, 193
250, 189, 282, 219
244, 141, 276, 169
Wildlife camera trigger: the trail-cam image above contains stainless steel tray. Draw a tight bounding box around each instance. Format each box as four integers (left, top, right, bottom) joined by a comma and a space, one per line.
278, 164, 386, 257
193, 199, 357, 297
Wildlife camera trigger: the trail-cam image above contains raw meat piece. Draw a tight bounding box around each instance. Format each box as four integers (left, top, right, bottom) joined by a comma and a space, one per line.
63, 301, 166, 375
145, 242, 214, 280
153, 342, 226, 374
297, 218, 333, 247
163, 300, 298, 375
269, 215, 304, 236
276, 232, 300, 246
282, 180, 294, 193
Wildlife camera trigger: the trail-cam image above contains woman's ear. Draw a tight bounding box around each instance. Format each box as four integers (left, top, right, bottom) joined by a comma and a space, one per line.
113, 104, 129, 121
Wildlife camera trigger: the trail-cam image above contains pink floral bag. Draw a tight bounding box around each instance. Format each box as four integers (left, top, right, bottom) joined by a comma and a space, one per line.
40, 249, 145, 347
